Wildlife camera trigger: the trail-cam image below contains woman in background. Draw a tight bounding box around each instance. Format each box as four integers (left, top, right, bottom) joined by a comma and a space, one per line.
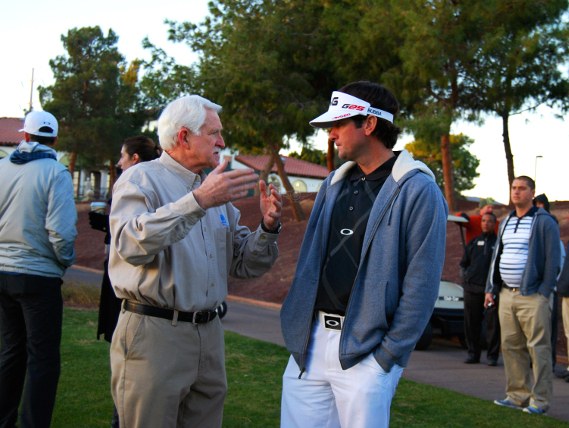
89, 135, 161, 428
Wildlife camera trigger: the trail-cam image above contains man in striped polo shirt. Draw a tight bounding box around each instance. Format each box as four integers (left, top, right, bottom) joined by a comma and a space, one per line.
485, 176, 561, 415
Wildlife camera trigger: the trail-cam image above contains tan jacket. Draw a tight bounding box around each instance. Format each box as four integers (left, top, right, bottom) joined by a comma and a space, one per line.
109, 152, 279, 312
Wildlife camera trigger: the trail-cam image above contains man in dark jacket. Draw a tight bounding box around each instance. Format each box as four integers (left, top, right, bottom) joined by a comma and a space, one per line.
555, 236, 569, 381
460, 212, 500, 366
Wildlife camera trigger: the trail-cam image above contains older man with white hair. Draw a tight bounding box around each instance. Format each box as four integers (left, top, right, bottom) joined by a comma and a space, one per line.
108, 95, 282, 427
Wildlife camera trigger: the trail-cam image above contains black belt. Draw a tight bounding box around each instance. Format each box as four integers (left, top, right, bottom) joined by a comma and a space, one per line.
124, 300, 218, 324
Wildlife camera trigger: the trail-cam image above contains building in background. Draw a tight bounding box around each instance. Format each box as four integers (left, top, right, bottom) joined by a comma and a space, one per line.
228, 152, 329, 194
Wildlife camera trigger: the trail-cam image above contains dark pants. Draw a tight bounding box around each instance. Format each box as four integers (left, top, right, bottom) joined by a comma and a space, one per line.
464, 290, 501, 361
0, 273, 63, 428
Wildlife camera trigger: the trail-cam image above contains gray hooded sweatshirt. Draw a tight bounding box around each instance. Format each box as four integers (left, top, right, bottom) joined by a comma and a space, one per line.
281, 150, 448, 374
0, 141, 76, 277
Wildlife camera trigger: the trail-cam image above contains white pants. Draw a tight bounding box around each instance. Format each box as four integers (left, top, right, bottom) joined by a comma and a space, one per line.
281, 318, 403, 428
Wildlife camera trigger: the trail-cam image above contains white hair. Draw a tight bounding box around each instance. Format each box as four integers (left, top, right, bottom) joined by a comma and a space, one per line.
157, 95, 222, 150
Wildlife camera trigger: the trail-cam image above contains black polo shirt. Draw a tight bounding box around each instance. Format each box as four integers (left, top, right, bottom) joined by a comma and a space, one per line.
315, 155, 396, 315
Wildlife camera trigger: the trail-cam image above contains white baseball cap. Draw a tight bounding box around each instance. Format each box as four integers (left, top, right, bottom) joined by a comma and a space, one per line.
310, 91, 394, 128
19, 111, 58, 137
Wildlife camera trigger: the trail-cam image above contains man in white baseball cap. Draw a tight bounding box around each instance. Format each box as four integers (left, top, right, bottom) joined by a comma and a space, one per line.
0, 110, 76, 427
280, 81, 448, 427
19, 110, 59, 137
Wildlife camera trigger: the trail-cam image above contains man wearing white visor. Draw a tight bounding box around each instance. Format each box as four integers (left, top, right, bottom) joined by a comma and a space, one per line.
280, 81, 448, 427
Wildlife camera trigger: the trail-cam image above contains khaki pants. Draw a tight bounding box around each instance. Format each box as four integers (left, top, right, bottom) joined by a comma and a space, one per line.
498, 287, 552, 411
561, 297, 569, 359
110, 310, 227, 428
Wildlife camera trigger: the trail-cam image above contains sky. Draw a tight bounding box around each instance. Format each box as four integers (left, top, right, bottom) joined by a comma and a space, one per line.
2, 0, 568, 205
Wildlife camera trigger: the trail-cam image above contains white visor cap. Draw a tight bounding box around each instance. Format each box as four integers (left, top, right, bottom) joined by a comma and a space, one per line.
309, 91, 394, 128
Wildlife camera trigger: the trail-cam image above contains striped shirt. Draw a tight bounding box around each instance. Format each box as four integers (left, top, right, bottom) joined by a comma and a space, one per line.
499, 210, 536, 287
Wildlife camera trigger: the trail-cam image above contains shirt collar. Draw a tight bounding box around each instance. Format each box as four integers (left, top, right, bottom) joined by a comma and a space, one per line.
159, 151, 205, 188
514, 205, 538, 219
349, 155, 396, 182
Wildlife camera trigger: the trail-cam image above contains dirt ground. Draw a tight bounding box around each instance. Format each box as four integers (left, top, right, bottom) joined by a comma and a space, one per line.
75, 196, 569, 359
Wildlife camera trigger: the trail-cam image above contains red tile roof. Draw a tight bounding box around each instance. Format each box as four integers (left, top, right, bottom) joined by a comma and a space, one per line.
0, 117, 24, 146
235, 154, 330, 179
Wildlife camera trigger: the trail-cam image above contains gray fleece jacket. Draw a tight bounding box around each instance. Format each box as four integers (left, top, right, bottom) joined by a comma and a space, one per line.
486, 207, 561, 297
280, 150, 448, 374
0, 142, 77, 277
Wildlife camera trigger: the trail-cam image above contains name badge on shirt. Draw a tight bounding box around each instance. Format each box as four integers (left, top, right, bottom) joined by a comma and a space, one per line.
477, 240, 484, 246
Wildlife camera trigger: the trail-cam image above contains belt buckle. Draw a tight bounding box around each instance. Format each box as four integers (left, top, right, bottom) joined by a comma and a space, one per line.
323, 314, 343, 331
192, 311, 203, 324
192, 310, 211, 324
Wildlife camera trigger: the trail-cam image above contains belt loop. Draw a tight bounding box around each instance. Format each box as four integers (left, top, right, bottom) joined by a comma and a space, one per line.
121, 300, 126, 314
172, 310, 179, 326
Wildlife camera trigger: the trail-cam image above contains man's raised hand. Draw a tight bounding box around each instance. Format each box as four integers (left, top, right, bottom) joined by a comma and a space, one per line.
193, 160, 259, 210
259, 180, 282, 231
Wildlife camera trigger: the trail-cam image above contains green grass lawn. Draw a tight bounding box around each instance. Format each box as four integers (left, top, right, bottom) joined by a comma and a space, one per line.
11, 308, 569, 427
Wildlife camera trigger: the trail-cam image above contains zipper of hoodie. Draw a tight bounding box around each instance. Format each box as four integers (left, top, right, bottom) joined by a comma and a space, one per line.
338, 186, 401, 370
298, 178, 338, 379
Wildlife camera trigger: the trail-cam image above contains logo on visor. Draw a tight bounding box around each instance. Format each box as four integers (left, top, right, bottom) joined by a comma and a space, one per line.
333, 114, 351, 119
341, 104, 365, 111
331, 97, 339, 106
368, 107, 385, 117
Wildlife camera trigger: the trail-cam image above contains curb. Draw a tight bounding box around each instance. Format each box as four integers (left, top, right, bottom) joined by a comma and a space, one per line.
226, 295, 282, 310
72, 265, 104, 274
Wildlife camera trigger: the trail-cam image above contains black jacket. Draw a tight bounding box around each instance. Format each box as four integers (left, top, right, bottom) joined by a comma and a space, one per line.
557, 241, 569, 297
460, 231, 497, 293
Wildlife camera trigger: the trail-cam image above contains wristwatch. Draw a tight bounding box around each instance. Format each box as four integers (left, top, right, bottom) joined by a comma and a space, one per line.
261, 218, 281, 234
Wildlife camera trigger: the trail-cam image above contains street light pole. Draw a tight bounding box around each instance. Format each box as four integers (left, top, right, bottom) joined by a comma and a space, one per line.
535, 155, 543, 191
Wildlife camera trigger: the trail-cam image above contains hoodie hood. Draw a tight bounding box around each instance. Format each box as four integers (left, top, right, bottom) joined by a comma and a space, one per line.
10, 141, 57, 165
533, 193, 550, 212
16, 141, 56, 155
331, 150, 435, 186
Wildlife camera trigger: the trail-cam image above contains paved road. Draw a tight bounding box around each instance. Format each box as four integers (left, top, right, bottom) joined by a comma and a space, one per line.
63, 267, 569, 421
63, 266, 104, 286
221, 298, 569, 422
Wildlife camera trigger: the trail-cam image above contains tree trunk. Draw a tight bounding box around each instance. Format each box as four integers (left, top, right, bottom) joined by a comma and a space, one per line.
501, 113, 515, 204
109, 158, 116, 198
254, 156, 276, 196
326, 137, 335, 172
75, 169, 82, 199
68, 151, 77, 176
440, 133, 457, 212
267, 142, 305, 222
67, 151, 79, 198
